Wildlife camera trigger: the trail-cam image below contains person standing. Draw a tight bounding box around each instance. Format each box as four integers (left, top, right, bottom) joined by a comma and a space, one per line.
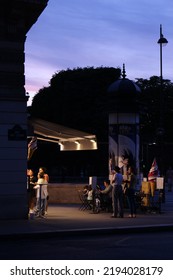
34, 172, 48, 217
27, 169, 37, 214
125, 166, 137, 218
111, 166, 124, 218
39, 167, 49, 214
39, 167, 49, 182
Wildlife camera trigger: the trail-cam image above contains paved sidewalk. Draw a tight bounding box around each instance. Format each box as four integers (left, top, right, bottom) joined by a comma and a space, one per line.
1, 190, 173, 238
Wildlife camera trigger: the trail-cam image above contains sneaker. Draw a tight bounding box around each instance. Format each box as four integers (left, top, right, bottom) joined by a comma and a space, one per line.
41, 215, 46, 218
133, 214, 136, 218
111, 214, 117, 218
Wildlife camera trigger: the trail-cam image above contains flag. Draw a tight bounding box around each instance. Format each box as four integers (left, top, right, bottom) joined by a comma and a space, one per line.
148, 158, 159, 181
27, 136, 37, 160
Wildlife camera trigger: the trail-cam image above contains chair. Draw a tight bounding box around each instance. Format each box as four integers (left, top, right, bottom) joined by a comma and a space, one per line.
77, 189, 92, 210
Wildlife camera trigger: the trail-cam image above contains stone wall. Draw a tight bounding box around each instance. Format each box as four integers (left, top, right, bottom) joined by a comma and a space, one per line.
48, 183, 86, 204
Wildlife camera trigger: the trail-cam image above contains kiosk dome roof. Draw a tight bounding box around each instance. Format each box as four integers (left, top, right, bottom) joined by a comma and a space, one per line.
107, 64, 141, 98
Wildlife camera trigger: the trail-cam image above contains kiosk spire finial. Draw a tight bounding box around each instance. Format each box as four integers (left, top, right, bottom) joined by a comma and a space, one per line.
122, 63, 126, 79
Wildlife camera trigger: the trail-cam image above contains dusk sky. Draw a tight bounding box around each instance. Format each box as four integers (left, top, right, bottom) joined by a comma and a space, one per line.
25, 0, 173, 105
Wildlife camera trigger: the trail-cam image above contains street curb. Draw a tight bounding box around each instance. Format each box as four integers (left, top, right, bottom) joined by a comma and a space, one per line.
1, 223, 173, 240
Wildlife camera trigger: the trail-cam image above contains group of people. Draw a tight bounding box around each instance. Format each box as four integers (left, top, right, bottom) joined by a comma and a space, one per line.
27, 167, 49, 218
27, 164, 137, 219
82, 165, 137, 218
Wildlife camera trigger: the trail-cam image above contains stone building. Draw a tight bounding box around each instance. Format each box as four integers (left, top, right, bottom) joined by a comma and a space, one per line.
0, 0, 48, 219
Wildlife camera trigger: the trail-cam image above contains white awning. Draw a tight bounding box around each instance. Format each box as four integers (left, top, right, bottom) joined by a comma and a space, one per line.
28, 118, 97, 151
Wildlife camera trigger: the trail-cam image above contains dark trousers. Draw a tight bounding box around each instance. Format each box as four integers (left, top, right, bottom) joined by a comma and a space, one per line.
127, 189, 136, 215
112, 185, 124, 217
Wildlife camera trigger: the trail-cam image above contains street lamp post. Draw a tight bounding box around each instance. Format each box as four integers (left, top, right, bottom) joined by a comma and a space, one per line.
158, 25, 168, 78
157, 24, 168, 202
157, 24, 168, 174
157, 24, 168, 135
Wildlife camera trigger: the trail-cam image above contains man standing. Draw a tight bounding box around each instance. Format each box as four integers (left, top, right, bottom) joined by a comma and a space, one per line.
111, 166, 124, 218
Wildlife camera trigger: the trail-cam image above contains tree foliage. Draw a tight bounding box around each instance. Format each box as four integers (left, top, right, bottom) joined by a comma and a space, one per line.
135, 76, 173, 143
30, 66, 121, 140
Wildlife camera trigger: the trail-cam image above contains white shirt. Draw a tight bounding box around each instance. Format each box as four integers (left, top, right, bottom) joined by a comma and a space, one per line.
34, 178, 48, 199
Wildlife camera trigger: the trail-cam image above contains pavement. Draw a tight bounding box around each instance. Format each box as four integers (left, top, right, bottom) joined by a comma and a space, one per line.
1, 189, 173, 239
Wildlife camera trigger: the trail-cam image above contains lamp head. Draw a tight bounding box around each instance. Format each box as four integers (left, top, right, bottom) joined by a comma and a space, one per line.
157, 36, 168, 45
157, 24, 168, 45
